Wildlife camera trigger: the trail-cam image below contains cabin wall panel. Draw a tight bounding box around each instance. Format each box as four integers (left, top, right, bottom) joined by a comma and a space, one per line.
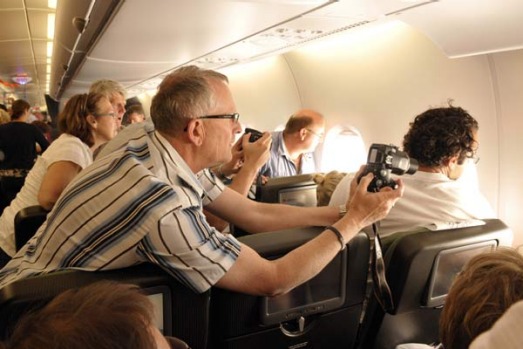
490, 50, 523, 248
223, 56, 301, 131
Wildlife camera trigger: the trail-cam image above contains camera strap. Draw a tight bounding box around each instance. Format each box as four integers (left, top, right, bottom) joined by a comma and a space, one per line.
369, 222, 394, 312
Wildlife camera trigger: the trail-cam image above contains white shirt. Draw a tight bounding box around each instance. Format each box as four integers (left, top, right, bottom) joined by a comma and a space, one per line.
0, 134, 92, 256
329, 170, 496, 236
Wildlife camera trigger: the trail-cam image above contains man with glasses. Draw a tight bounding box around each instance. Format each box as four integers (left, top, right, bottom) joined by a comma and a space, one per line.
259, 109, 325, 178
0, 66, 402, 296
330, 104, 495, 236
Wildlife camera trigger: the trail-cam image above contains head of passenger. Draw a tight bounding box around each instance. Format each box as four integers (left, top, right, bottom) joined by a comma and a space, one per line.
10, 99, 31, 122
283, 109, 325, 153
402, 105, 479, 180
57, 93, 117, 150
89, 79, 127, 130
150, 65, 242, 169
439, 247, 523, 349
124, 104, 146, 125
2, 281, 170, 349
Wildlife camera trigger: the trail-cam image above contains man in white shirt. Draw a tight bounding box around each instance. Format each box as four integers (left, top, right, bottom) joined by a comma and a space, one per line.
329, 105, 495, 236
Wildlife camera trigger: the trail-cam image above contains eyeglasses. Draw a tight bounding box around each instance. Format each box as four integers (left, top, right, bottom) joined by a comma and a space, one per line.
306, 128, 324, 139
183, 113, 240, 132
198, 113, 240, 123
466, 150, 480, 164
93, 112, 117, 119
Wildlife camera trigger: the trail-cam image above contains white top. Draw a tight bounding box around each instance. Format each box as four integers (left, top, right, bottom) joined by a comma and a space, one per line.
0, 134, 92, 256
469, 300, 523, 349
329, 170, 496, 236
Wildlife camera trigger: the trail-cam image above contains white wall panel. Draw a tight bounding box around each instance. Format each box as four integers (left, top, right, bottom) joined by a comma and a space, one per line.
489, 50, 523, 248
222, 56, 301, 132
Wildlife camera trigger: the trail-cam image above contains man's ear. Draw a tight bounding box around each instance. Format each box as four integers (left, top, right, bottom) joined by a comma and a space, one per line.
186, 119, 205, 146
299, 128, 307, 141
444, 154, 460, 169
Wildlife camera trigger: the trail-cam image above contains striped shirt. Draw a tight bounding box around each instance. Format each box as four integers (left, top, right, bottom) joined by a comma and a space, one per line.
0, 122, 241, 293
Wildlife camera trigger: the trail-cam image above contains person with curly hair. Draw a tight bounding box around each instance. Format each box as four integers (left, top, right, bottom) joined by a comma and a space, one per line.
329, 104, 495, 236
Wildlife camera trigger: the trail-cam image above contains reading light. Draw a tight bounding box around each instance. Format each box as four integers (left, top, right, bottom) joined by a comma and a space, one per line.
12, 74, 32, 85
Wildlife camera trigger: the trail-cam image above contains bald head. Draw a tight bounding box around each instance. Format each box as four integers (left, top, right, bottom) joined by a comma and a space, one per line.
283, 109, 324, 135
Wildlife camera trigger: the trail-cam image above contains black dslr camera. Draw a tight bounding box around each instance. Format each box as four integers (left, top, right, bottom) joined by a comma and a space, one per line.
359, 143, 418, 192
244, 127, 263, 142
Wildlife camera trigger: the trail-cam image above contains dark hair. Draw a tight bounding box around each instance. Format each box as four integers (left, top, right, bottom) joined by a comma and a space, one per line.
10, 99, 31, 120
123, 104, 145, 125
57, 93, 108, 147
4, 281, 158, 349
31, 120, 52, 135
0, 104, 7, 112
150, 65, 228, 136
402, 106, 479, 166
439, 248, 523, 349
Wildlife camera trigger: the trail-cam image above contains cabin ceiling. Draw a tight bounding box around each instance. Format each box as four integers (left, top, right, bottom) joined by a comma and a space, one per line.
1, 0, 523, 109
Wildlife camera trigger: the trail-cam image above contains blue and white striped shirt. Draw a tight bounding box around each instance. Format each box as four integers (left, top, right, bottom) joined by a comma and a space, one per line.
0, 122, 241, 293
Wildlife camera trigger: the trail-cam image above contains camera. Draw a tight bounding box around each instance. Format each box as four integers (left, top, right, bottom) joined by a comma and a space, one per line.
359, 143, 418, 192
244, 127, 263, 142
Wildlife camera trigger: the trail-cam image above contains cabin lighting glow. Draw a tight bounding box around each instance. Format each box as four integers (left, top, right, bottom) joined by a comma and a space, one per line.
48, 0, 57, 9
47, 42, 53, 57
47, 13, 55, 39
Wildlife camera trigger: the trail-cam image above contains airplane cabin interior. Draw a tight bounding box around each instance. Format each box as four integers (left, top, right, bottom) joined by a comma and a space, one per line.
0, 0, 522, 348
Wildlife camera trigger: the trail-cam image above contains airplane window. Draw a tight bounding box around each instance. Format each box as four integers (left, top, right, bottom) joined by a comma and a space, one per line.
319, 125, 366, 173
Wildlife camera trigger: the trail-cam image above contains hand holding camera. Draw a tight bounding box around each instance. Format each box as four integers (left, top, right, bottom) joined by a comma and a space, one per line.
244, 127, 263, 143
358, 143, 418, 192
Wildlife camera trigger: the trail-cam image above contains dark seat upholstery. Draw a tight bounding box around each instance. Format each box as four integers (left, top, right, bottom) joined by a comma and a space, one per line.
14, 205, 48, 251
0, 263, 210, 349
209, 226, 370, 349
356, 219, 513, 349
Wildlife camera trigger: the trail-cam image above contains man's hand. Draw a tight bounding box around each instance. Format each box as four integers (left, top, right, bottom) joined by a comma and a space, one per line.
241, 132, 271, 171
218, 137, 245, 177
343, 172, 404, 231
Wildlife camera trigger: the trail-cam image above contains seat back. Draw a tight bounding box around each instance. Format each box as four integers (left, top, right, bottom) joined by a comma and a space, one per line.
209, 227, 370, 349
256, 174, 318, 207
14, 205, 48, 251
0, 263, 210, 349
357, 219, 513, 349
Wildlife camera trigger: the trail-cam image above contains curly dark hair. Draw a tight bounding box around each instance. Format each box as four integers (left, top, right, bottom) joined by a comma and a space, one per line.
402, 106, 478, 167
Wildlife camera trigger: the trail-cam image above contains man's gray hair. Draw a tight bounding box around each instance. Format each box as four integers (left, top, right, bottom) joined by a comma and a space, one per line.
89, 79, 126, 100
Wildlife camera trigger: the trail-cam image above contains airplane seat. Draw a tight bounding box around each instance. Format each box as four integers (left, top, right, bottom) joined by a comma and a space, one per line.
255, 174, 318, 207
14, 205, 49, 252
0, 263, 210, 349
232, 174, 319, 237
208, 226, 370, 349
356, 219, 513, 349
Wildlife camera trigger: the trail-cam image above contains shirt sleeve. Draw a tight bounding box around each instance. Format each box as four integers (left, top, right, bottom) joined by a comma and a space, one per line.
138, 204, 241, 293
43, 136, 92, 170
